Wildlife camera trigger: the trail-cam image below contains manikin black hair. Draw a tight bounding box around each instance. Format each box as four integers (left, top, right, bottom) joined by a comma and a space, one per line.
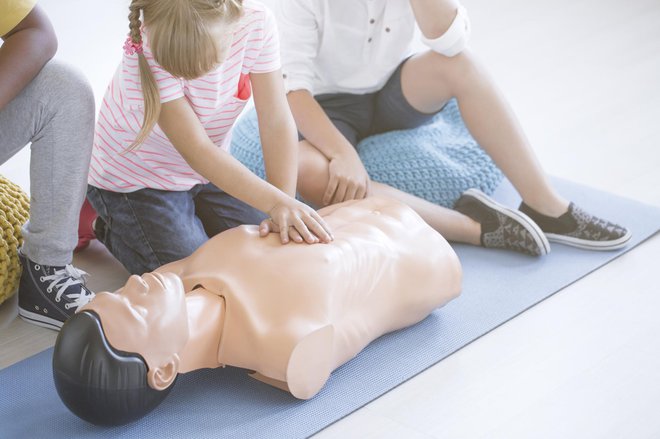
52, 311, 176, 426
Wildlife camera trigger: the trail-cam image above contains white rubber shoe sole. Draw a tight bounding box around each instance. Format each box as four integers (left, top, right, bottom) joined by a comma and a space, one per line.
546, 229, 632, 251
18, 307, 65, 331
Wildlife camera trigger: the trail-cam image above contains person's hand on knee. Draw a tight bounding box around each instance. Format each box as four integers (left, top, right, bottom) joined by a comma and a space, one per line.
324, 151, 371, 206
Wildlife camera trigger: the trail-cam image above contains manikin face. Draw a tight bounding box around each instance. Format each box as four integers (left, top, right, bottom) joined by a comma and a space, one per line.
81, 272, 189, 379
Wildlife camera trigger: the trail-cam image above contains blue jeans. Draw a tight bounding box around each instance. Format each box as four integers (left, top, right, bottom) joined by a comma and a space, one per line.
87, 183, 267, 275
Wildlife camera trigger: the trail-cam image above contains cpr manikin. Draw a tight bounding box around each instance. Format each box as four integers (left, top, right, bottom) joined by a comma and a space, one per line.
53, 197, 462, 426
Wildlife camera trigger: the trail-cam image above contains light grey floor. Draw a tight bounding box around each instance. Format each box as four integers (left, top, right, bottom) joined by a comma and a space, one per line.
1, 0, 659, 438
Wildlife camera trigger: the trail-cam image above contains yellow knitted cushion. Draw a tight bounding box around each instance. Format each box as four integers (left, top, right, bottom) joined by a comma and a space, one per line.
0, 175, 30, 305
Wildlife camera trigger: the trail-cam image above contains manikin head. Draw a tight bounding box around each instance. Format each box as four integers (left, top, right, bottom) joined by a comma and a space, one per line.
53, 272, 189, 426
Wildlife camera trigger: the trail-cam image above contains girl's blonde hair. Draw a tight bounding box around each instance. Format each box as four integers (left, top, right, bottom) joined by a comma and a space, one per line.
127, 0, 243, 151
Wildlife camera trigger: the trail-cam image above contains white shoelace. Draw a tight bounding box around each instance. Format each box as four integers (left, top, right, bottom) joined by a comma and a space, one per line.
41, 265, 95, 311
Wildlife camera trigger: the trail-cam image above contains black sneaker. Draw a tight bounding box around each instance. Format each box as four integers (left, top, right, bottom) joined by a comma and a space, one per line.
454, 189, 551, 256
519, 202, 632, 251
17, 250, 95, 330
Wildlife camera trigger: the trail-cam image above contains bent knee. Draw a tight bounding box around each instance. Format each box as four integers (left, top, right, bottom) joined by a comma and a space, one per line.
38, 60, 95, 114
426, 49, 480, 84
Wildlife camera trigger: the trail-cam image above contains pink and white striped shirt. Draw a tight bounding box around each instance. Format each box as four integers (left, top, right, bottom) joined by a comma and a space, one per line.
89, 1, 280, 193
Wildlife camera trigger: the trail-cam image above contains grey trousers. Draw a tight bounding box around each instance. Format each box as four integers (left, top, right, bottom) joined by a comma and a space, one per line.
0, 60, 94, 266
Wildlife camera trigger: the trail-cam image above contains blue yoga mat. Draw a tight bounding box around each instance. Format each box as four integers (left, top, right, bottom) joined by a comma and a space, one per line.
1, 178, 659, 439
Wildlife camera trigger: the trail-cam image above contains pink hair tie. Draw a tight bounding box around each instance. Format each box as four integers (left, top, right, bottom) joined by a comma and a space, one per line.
123, 36, 144, 56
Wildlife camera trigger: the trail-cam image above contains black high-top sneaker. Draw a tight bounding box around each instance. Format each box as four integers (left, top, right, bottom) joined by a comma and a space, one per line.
454, 188, 551, 256
17, 250, 95, 330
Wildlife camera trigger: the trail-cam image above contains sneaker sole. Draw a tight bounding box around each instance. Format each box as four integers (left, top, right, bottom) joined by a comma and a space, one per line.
546, 229, 633, 251
464, 188, 551, 256
18, 308, 64, 331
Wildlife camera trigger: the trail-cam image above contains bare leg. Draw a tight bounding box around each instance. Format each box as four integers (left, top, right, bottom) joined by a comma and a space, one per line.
298, 51, 627, 252
298, 140, 481, 245
400, 50, 569, 217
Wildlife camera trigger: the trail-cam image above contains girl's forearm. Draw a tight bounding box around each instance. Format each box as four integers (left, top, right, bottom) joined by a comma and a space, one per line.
184, 142, 288, 214
259, 111, 299, 197
159, 97, 291, 215
250, 69, 301, 198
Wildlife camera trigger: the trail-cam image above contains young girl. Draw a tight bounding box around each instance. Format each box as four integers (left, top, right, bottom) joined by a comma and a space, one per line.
87, 0, 332, 275
278, 0, 630, 256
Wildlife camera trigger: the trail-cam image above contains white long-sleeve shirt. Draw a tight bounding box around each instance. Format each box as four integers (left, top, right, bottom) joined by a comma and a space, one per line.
277, 0, 419, 96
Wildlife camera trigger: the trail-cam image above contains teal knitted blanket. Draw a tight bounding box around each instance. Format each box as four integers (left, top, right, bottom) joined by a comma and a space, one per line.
231, 99, 503, 208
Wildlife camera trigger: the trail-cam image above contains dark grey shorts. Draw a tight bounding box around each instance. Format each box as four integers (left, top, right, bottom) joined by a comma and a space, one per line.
301, 58, 438, 147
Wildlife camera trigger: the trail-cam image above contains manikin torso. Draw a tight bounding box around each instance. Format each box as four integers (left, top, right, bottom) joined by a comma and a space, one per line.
86, 197, 462, 399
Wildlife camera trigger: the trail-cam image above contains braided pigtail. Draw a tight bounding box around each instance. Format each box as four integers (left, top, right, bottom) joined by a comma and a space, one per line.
126, 1, 161, 152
